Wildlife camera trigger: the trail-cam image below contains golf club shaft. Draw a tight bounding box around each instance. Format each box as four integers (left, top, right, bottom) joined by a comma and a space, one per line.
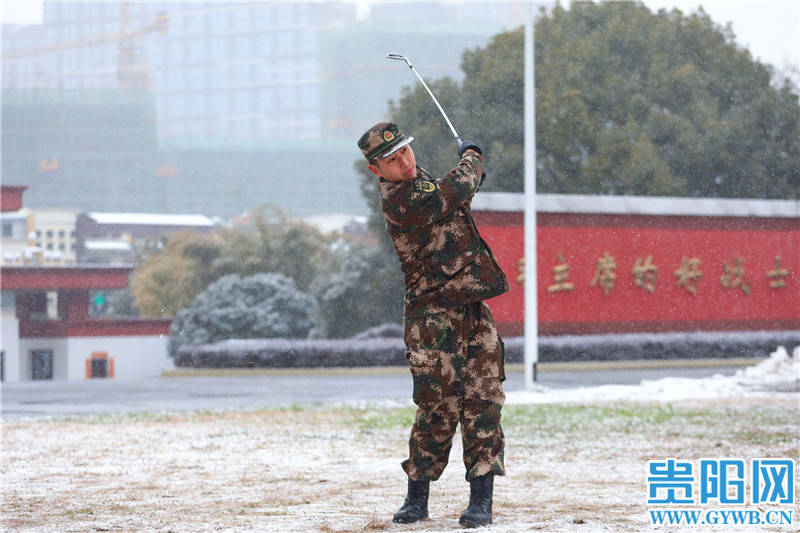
388, 53, 461, 146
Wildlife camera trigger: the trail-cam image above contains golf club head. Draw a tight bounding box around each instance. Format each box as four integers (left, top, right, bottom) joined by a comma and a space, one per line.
387, 52, 412, 67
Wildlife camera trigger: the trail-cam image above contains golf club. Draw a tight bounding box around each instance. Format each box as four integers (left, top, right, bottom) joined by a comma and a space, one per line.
387, 52, 462, 147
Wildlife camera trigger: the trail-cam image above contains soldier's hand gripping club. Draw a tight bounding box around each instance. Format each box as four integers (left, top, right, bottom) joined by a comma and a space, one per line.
458, 140, 487, 188
458, 140, 481, 157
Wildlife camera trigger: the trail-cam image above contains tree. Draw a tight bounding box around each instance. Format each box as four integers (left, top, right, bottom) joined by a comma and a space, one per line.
211, 206, 338, 293
532, 2, 799, 198
359, 0, 799, 222
168, 273, 315, 358
311, 243, 405, 338
130, 206, 337, 317
129, 231, 222, 317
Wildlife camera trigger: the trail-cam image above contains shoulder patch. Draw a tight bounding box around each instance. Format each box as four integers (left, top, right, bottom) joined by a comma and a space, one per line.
413, 179, 436, 193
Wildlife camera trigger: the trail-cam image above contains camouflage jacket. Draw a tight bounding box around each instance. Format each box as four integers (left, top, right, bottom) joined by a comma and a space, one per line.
378, 153, 509, 317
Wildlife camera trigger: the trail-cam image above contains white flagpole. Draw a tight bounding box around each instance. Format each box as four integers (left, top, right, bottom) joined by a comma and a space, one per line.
524, 3, 539, 389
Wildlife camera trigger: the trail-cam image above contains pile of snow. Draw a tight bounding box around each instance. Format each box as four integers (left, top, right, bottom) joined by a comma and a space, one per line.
732, 345, 800, 390
507, 346, 799, 405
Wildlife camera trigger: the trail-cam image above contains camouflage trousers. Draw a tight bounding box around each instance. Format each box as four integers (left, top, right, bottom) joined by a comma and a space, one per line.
402, 301, 506, 482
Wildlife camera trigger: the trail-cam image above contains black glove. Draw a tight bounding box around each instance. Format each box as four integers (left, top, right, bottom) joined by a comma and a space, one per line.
458, 140, 482, 158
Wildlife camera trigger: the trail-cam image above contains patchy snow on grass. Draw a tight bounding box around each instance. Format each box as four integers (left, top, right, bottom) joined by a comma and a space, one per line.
2, 347, 798, 532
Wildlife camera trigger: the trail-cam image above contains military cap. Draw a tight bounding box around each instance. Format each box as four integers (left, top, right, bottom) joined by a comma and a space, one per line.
358, 122, 414, 161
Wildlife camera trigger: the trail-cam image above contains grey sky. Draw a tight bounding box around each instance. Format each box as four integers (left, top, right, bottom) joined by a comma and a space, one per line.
641, 0, 799, 71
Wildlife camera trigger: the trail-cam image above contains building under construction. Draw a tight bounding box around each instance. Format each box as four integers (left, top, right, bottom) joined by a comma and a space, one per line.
1, 1, 516, 217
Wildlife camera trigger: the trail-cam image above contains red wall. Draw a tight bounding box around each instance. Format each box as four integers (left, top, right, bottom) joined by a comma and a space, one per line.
1, 266, 132, 290
19, 319, 171, 338
0, 185, 26, 212
474, 212, 799, 336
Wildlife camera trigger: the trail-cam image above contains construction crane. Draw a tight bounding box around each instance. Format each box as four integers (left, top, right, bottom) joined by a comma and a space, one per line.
2, 1, 168, 90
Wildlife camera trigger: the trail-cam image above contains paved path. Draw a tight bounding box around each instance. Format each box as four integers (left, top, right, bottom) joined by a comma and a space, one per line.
0, 363, 750, 418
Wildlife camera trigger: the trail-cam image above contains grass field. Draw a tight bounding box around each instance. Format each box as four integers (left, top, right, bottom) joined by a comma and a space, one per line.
2, 394, 797, 532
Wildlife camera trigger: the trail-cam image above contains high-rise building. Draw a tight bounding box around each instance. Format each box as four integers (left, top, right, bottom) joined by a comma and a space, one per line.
2, 1, 526, 217
2, 1, 357, 142
1, 89, 162, 212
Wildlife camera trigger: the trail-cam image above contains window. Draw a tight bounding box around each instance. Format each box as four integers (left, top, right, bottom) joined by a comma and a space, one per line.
235, 89, 247, 114
91, 358, 108, 378
279, 86, 294, 108
276, 5, 292, 26
99, 2, 113, 19
302, 32, 317, 53
166, 68, 181, 91
258, 88, 271, 113
232, 36, 248, 58
255, 33, 271, 57
235, 63, 248, 86
226, 118, 236, 137
232, 7, 249, 32
168, 41, 182, 65
87, 352, 113, 379
249, 88, 260, 112
277, 32, 292, 54
250, 116, 262, 136
127, 2, 142, 19
210, 38, 225, 63
188, 39, 204, 64
302, 85, 319, 109
31, 350, 54, 380
190, 92, 204, 117
252, 7, 267, 30
46, 230, 53, 238
249, 62, 260, 84
295, 4, 309, 23
187, 12, 204, 35
62, 3, 77, 21
2, 222, 12, 237
210, 91, 225, 115
168, 12, 183, 35
188, 66, 203, 90
210, 9, 226, 35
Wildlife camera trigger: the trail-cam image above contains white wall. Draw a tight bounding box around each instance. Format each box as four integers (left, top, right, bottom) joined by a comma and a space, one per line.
65, 335, 169, 381
18, 337, 68, 380
17, 334, 169, 381
1, 306, 20, 382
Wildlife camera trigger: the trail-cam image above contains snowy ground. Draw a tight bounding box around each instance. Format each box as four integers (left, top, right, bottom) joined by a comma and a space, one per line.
2, 348, 798, 532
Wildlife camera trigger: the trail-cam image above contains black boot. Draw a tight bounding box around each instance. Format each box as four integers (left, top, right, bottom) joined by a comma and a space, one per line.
392, 478, 430, 523
459, 473, 493, 528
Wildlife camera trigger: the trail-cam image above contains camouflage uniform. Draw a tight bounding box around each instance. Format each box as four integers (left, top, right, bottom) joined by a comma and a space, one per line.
377, 146, 510, 482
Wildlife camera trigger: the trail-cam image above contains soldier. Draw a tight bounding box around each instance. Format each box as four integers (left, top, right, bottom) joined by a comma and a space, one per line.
357, 122, 509, 528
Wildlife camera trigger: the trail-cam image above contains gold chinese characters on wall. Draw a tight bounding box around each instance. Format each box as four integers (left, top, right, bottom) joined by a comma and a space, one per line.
515, 254, 791, 296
